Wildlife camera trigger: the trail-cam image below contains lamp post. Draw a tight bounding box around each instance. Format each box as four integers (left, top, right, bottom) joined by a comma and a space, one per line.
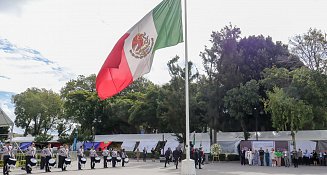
254, 107, 258, 141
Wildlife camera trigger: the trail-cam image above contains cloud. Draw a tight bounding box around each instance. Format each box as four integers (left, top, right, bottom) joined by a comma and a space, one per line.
0, 38, 75, 93
0, 0, 27, 16
0, 75, 10, 79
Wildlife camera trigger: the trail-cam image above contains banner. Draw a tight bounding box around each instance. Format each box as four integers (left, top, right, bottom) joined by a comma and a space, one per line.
252, 141, 274, 151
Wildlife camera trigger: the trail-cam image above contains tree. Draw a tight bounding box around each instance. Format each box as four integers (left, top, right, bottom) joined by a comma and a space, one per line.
128, 85, 164, 133
199, 24, 302, 141
160, 56, 203, 143
224, 80, 260, 140
13, 88, 63, 136
261, 67, 327, 129
290, 28, 327, 73
265, 87, 313, 150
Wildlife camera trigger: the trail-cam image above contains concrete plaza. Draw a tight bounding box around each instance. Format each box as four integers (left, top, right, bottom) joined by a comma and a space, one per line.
8, 160, 327, 175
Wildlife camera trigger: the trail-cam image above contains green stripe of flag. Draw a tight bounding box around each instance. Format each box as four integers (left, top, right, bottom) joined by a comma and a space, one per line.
152, 0, 183, 51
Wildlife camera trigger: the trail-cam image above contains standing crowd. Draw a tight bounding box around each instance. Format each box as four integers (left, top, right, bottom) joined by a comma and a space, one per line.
240, 147, 327, 168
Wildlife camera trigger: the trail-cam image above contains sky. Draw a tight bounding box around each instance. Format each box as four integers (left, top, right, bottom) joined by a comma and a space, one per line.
0, 0, 327, 133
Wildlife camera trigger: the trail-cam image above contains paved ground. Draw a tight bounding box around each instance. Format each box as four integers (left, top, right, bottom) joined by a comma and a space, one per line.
8, 160, 327, 175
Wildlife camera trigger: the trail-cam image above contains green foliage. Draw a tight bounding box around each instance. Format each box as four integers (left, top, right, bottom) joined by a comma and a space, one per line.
290, 28, 327, 73
264, 87, 313, 149
159, 56, 204, 143
224, 80, 260, 140
13, 88, 63, 136
262, 67, 327, 129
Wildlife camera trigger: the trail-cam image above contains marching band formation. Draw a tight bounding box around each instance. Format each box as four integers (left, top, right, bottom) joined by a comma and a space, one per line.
1, 142, 129, 175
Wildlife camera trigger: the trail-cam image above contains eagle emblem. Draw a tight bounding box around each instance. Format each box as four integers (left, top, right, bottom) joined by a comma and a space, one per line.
130, 32, 154, 59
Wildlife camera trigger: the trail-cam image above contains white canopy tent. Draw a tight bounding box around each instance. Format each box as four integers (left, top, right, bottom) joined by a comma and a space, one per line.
95, 133, 213, 153
0, 107, 14, 141
121, 140, 137, 151
217, 130, 327, 141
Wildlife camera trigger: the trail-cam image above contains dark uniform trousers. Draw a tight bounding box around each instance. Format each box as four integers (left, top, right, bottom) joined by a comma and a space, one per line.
112, 157, 116, 167
90, 157, 95, 169
61, 156, 67, 171
103, 156, 108, 168
58, 155, 63, 169
78, 155, 82, 170
45, 156, 51, 172
3, 155, 10, 175
25, 156, 32, 173
40, 156, 46, 169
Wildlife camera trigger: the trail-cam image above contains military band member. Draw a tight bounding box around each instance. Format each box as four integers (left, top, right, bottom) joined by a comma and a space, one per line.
111, 149, 118, 167
40, 146, 46, 170
58, 145, 67, 171
25, 143, 35, 174
77, 146, 84, 170
44, 143, 52, 172
3, 142, 11, 175
61, 144, 69, 171
90, 146, 97, 169
102, 148, 110, 168
58, 145, 64, 169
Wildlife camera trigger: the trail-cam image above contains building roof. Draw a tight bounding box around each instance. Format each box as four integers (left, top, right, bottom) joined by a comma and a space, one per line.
0, 107, 14, 127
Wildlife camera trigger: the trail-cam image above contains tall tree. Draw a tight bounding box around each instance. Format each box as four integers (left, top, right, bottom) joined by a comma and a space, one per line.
290, 28, 327, 73
13, 88, 63, 136
261, 67, 327, 129
160, 56, 203, 143
224, 80, 260, 140
265, 87, 313, 150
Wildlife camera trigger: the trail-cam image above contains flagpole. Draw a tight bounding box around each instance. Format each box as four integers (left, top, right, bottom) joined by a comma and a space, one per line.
184, 0, 190, 161
181, 0, 196, 174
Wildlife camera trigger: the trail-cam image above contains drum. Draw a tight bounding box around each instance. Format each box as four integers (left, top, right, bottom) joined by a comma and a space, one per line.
49, 159, 56, 167
124, 158, 129, 163
64, 158, 71, 165
80, 158, 87, 164
7, 158, 17, 167
95, 157, 101, 163
107, 156, 112, 162
116, 157, 121, 162
30, 158, 37, 167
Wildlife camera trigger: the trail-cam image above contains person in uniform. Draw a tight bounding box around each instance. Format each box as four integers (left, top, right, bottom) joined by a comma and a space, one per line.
90, 146, 97, 169
58, 145, 67, 171
58, 145, 64, 169
164, 147, 172, 167
121, 149, 127, 167
40, 146, 46, 170
44, 143, 52, 172
77, 146, 84, 170
173, 147, 180, 169
62, 144, 69, 171
102, 147, 109, 168
25, 142, 35, 174
3, 142, 11, 175
111, 149, 118, 167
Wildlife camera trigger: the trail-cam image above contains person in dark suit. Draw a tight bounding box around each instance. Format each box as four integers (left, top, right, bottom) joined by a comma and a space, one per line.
164, 148, 172, 167
194, 148, 199, 169
240, 149, 246, 165
173, 147, 180, 169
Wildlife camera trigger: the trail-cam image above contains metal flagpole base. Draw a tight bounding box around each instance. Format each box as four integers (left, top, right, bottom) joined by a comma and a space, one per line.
181, 159, 196, 175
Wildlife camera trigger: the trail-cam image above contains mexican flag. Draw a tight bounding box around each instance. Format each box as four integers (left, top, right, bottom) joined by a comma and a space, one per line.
96, 0, 183, 100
